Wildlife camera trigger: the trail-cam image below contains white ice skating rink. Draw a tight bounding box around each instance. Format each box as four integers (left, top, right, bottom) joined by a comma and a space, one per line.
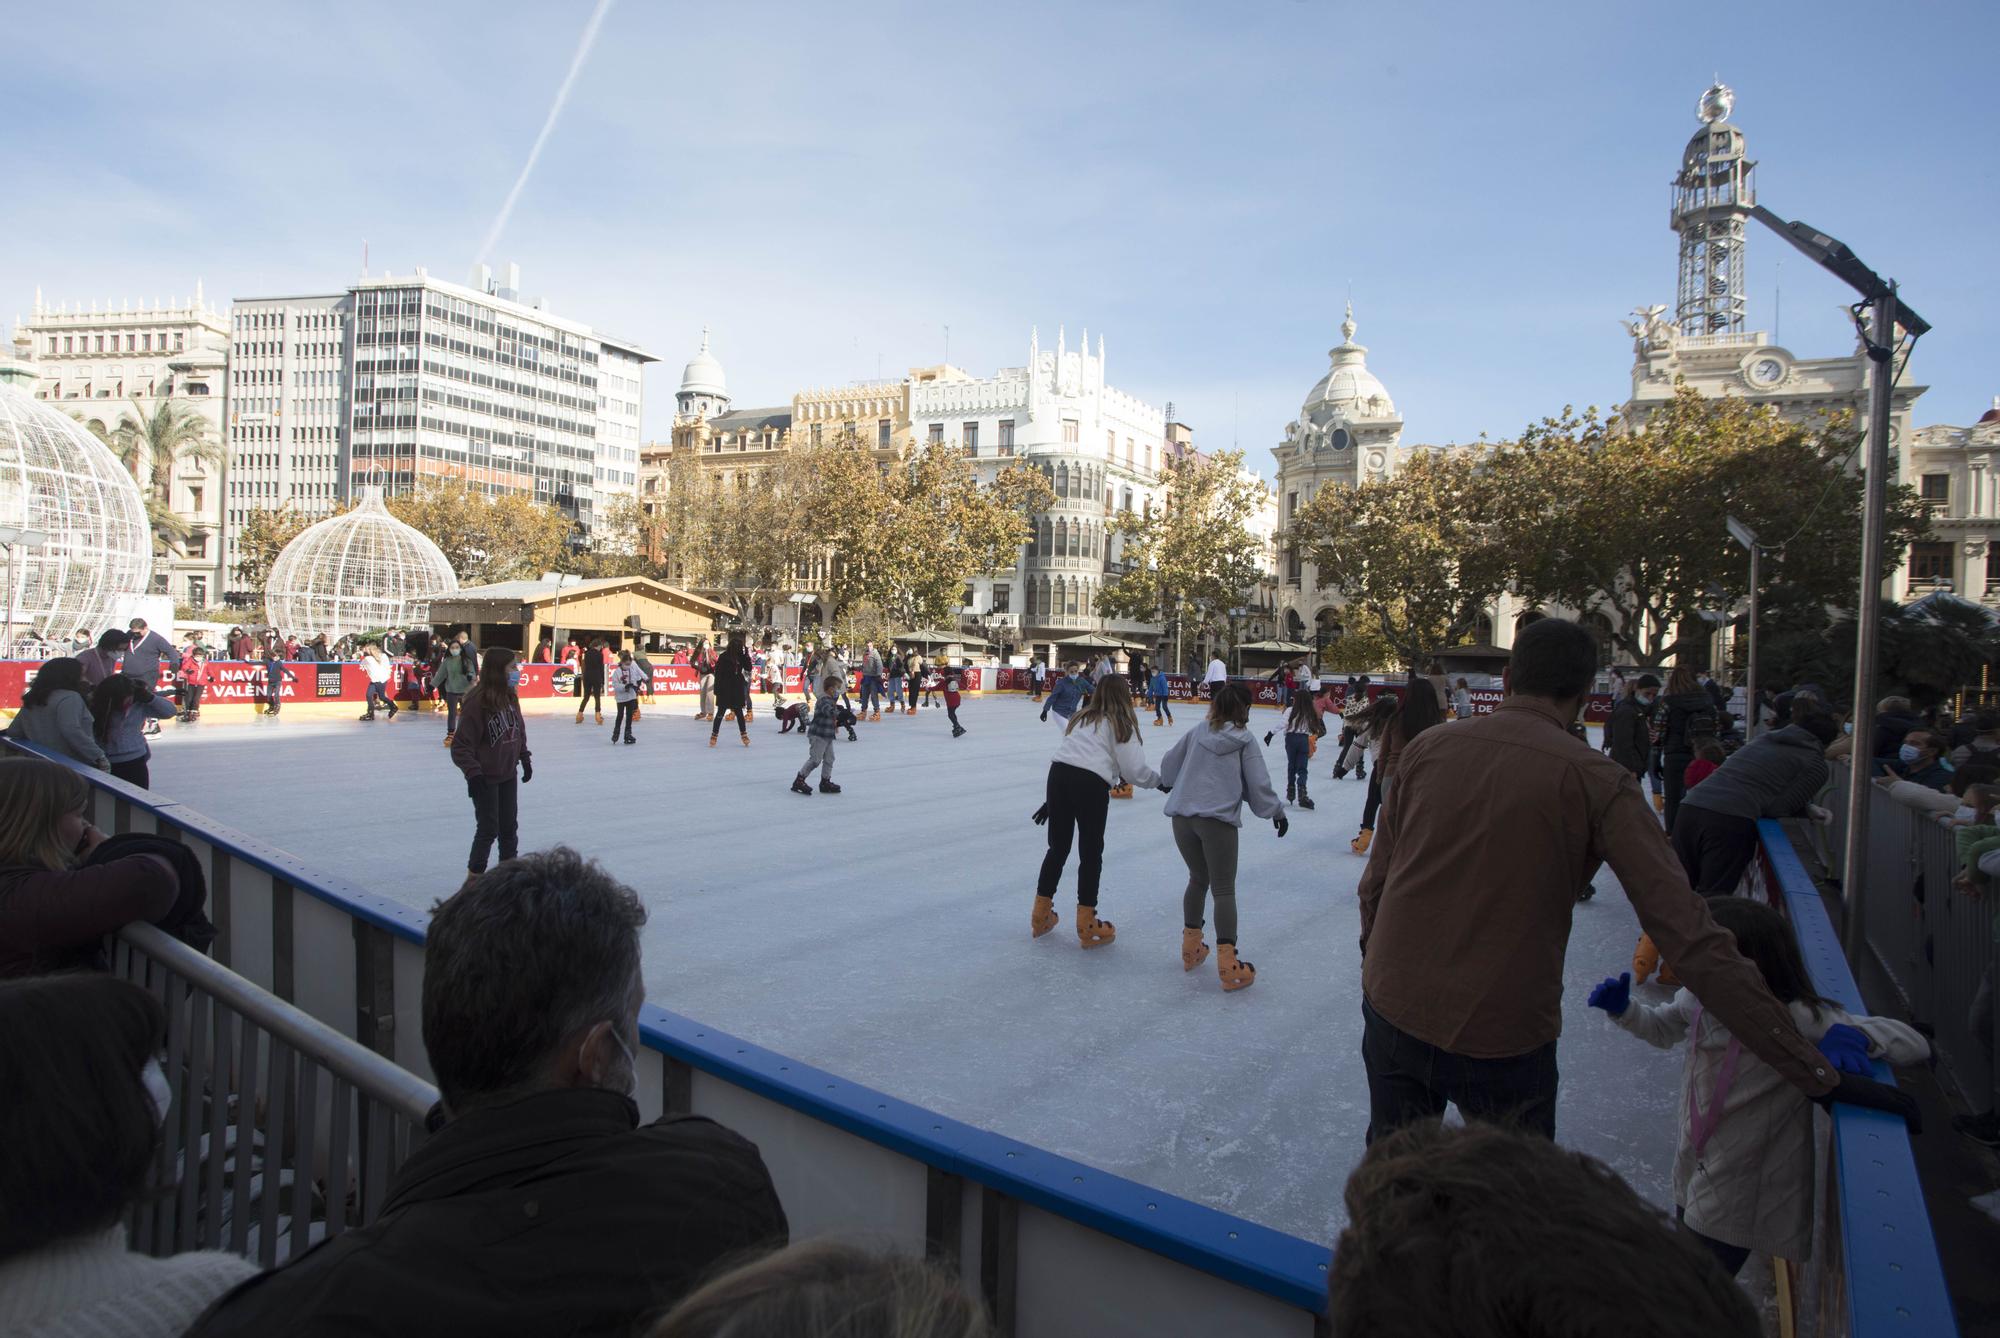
146, 695, 1685, 1244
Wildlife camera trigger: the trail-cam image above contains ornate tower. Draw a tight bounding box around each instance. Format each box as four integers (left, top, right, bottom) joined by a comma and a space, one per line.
1671, 83, 1756, 337
674, 328, 729, 421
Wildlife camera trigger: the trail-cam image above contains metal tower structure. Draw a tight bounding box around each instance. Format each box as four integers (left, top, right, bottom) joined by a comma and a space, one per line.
1671, 83, 1757, 337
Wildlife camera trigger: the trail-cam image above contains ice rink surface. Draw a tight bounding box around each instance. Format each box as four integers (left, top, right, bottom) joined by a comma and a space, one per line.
147, 694, 1686, 1244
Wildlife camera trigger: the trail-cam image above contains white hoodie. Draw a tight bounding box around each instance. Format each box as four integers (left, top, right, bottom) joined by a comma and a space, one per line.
1051, 716, 1160, 789
1159, 722, 1286, 827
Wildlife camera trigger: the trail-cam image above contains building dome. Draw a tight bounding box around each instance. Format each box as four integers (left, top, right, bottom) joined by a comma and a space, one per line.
1300, 304, 1395, 426
1978, 396, 2000, 426
678, 328, 727, 398
0, 384, 152, 641
265, 486, 458, 639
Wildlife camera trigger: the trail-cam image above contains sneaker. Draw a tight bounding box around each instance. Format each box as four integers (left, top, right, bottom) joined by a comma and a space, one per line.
1954, 1110, 2000, 1149
819, 779, 843, 794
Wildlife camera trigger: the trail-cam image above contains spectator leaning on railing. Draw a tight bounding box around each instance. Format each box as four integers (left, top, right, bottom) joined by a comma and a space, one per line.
0, 974, 258, 1337
190, 846, 787, 1338
4, 657, 110, 771
1884, 728, 1956, 792
648, 1241, 989, 1338
1670, 711, 1837, 896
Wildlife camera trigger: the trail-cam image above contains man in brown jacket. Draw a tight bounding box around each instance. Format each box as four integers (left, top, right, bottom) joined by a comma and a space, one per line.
1355, 617, 1905, 1142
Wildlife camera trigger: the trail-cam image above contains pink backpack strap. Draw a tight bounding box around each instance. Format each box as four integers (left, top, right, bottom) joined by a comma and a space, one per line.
1685, 1002, 1744, 1158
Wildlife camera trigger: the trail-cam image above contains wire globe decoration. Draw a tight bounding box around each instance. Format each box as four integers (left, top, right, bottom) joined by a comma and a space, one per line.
265, 486, 458, 640
0, 384, 154, 642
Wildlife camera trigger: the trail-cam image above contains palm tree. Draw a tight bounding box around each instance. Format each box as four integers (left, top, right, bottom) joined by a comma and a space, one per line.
108, 397, 222, 558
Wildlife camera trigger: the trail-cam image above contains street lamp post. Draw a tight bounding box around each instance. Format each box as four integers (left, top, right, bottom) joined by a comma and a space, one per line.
0, 525, 53, 656
1229, 606, 1246, 676
1725, 515, 1760, 741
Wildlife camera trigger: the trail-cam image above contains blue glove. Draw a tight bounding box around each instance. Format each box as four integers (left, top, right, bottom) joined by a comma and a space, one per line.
1818, 1023, 1873, 1076
1587, 972, 1630, 1017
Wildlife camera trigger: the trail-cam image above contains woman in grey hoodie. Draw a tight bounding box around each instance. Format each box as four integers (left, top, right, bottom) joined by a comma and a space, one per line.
4, 658, 109, 771
1157, 684, 1287, 991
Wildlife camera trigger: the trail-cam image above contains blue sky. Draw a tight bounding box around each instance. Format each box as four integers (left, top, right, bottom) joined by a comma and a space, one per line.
5, 1, 1994, 471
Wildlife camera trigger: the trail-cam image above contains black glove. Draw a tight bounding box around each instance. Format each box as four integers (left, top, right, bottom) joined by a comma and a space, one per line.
1274, 814, 1289, 838
1031, 803, 1049, 826
1262, 730, 1274, 746
520, 755, 533, 784
1157, 784, 1172, 794
1813, 1071, 1921, 1133
132, 681, 155, 704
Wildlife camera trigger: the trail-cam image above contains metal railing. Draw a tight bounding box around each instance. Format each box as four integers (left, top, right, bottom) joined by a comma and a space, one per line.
114, 921, 437, 1268
1752, 817, 1960, 1336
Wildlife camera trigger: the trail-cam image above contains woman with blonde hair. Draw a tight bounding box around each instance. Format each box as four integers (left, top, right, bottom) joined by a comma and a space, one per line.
649, 1240, 988, 1338
1029, 674, 1159, 947
0, 757, 180, 977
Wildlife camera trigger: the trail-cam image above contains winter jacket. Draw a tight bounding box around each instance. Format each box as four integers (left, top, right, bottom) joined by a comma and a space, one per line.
1042, 675, 1087, 720
1886, 779, 1960, 816
1949, 737, 2000, 768
435, 649, 477, 695
1896, 757, 1956, 792
76, 647, 121, 688
1159, 723, 1285, 827
1679, 724, 1829, 821
0, 852, 180, 979
451, 692, 530, 783
1050, 717, 1160, 790
1871, 709, 1922, 762
611, 662, 649, 704
1656, 690, 1718, 753
100, 691, 180, 764
187, 1089, 787, 1338
5, 690, 109, 770
806, 696, 841, 740
1612, 992, 1926, 1260
121, 630, 174, 686
0, 1224, 258, 1338
1606, 695, 1653, 775
863, 650, 882, 678
713, 650, 751, 709
580, 649, 607, 690
1148, 670, 1170, 700
362, 654, 391, 685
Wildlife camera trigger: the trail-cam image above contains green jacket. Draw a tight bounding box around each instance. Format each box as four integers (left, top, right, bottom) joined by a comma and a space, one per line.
436, 649, 477, 695
1953, 823, 2000, 944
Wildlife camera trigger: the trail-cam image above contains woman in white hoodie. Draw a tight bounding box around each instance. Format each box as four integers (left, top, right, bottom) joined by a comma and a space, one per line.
1030, 676, 1159, 948
1158, 684, 1287, 991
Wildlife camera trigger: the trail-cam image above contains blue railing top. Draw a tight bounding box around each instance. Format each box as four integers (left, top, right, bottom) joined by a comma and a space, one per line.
1757, 819, 1958, 1337
4, 738, 1333, 1315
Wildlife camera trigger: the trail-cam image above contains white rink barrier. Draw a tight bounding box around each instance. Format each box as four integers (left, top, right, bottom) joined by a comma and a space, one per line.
6, 740, 1333, 1336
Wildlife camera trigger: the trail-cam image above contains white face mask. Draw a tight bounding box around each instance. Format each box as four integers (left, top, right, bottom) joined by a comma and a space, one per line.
141, 1057, 172, 1128
1955, 806, 1980, 823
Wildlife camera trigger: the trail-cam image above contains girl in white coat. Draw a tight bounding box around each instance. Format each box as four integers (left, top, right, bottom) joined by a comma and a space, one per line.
1030, 676, 1159, 948
1590, 897, 1927, 1276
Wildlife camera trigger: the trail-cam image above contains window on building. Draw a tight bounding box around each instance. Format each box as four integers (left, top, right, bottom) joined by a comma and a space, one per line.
1909, 541, 1954, 587
1107, 430, 1116, 455
1062, 419, 1078, 444
1066, 581, 1079, 616
962, 421, 978, 452
187, 576, 206, 606
844, 420, 856, 440
1287, 547, 1302, 585
993, 583, 1011, 613
1143, 444, 1153, 472
998, 419, 1014, 455
1121, 487, 1133, 512
878, 419, 891, 449
1037, 518, 1052, 558
811, 424, 823, 446
928, 422, 944, 445
1124, 438, 1133, 466
188, 485, 203, 510
1920, 474, 1950, 510
186, 534, 207, 559
1286, 491, 1297, 520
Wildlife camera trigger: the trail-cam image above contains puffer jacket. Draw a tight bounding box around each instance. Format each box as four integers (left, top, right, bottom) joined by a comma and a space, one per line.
1158, 722, 1284, 827
1613, 992, 1926, 1260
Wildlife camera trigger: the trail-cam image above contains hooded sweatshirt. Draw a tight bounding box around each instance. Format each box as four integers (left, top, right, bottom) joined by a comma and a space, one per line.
1158, 722, 1285, 827
1050, 716, 1159, 789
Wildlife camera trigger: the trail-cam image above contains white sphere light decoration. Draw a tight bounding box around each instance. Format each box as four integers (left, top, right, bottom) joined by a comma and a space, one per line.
0, 384, 153, 640
265, 487, 458, 640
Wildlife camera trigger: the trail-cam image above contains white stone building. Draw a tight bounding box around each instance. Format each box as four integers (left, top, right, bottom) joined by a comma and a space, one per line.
904, 327, 1168, 659
1900, 401, 2000, 601
12, 289, 229, 606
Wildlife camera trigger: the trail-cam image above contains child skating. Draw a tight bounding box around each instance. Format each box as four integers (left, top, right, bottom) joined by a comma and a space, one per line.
1147, 666, 1173, 726
1158, 684, 1287, 991
1268, 689, 1326, 807
610, 648, 649, 744
261, 646, 297, 716
942, 672, 966, 737
792, 675, 844, 795
1590, 897, 1924, 1276
1029, 675, 1159, 948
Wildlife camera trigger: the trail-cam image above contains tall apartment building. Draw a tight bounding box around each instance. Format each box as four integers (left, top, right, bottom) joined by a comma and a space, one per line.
219, 265, 652, 600
12, 289, 229, 605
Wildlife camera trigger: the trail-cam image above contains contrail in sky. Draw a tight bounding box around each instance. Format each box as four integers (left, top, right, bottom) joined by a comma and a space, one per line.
476, 0, 615, 268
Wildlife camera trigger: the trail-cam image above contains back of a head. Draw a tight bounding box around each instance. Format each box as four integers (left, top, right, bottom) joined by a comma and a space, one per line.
0, 756, 89, 871
1207, 682, 1251, 729
423, 847, 647, 1114
1790, 707, 1839, 748
1330, 1122, 1757, 1338
1976, 711, 2000, 735
1506, 619, 1598, 702
0, 974, 165, 1263
649, 1240, 990, 1338
22, 655, 84, 706
97, 629, 131, 653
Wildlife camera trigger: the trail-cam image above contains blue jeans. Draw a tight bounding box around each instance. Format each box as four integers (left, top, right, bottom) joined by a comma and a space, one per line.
1283, 732, 1311, 791
859, 675, 880, 712
365, 683, 391, 714
1361, 997, 1557, 1143
1150, 692, 1172, 723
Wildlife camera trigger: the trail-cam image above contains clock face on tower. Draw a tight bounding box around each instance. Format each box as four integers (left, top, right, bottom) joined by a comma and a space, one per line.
1748, 358, 1784, 388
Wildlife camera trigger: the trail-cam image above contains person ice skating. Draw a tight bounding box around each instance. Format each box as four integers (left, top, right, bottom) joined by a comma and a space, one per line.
1157, 684, 1287, 991
450, 648, 531, 886
1029, 675, 1160, 949
1201, 653, 1227, 701
1590, 898, 1924, 1276
1147, 666, 1173, 726
436, 636, 476, 746
773, 701, 809, 734
358, 644, 397, 720
259, 645, 297, 716
1332, 692, 1395, 782
1039, 663, 1086, 724
942, 671, 966, 737
1351, 681, 1442, 855
708, 633, 753, 747
178, 647, 210, 721
692, 639, 716, 721
1451, 677, 1472, 721
122, 619, 174, 736
791, 676, 844, 795
859, 643, 883, 721
884, 653, 907, 716
611, 649, 650, 745
574, 638, 608, 726
1031, 658, 1047, 702
1355, 617, 1867, 1146
1277, 689, 1326, 807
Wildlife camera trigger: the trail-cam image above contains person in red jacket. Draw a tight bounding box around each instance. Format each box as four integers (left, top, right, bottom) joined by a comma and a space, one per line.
942, 672, 965, 738
178, 648, 212, 721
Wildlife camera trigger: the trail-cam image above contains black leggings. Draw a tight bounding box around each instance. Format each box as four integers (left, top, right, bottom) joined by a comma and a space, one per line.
468, 777, 519, 873
1037, 762, 1111, 907
613, 700, 637, 739
1361, 772, 1385, 829
110, 757, 150, 789
578, 686, 603, 713
710, 704, 748, 738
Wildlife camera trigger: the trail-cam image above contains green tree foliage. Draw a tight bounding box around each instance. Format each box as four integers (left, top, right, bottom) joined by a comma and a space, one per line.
383, 480, 575, 586
81, 399, 222, 559
229, 503, 332, 598
1760, 594, 2000, 710
1290, 450, 1513, 674
1099, 449, 1267, 661
1494, 384, 1930, 663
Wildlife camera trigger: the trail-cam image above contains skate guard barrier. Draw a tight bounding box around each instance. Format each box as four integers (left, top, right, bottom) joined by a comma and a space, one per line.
1751, 819, 1958, 1336
4, 738, 1332, 1336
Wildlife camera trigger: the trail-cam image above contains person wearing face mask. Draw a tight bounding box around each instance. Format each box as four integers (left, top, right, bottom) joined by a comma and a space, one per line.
1607, 673, 1658, 788
0, 974, 259, 1335
189, 847, 787, 1338
1882, 761, 2000, 817
434, 633, 477, 747
1885, 728, 1955, 792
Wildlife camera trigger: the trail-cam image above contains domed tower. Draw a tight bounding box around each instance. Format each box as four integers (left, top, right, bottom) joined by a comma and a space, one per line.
265, 486, 457, 639
675, 328, 730, 421
1672, 82, 1756, 337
